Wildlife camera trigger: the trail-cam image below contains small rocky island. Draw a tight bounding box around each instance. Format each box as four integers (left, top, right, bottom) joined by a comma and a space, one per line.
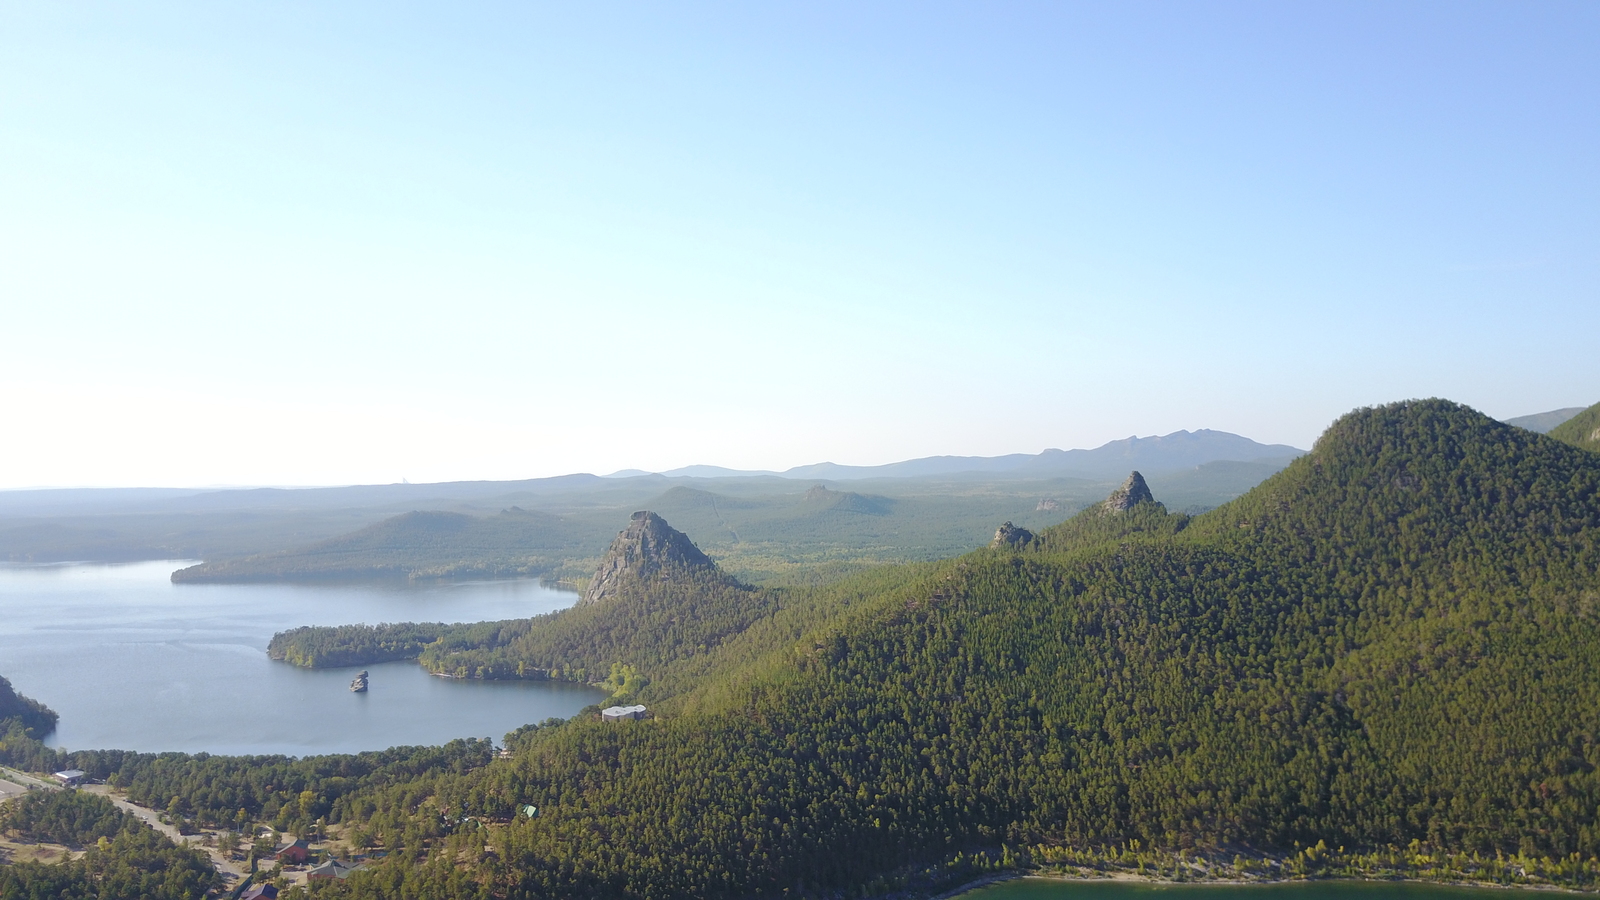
350, 670, 369, 692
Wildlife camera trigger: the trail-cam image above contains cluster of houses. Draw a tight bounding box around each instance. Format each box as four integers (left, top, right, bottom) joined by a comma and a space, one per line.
42, 767, 363, 891
265, 836, 365, 884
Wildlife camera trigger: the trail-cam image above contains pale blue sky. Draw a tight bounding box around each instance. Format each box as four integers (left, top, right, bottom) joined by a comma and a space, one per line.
2, 2, 1596, 487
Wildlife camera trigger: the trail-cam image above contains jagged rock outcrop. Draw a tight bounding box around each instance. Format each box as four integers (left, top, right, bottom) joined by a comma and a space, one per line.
1036, 498, 1059, 512
990, 521, 1035, 549
581, 511, 715, 606
1103, 471, 1155, 512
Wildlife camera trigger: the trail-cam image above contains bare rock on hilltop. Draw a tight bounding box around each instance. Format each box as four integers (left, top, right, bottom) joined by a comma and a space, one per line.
990, 521, 1035, 549
1103, 471, 1155, 513
581, 511, 715, 607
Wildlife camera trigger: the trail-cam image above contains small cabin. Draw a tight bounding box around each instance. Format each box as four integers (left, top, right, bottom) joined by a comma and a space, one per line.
274, 838, 311, 864
52, 769, 87, 787
600, 704, 647, 722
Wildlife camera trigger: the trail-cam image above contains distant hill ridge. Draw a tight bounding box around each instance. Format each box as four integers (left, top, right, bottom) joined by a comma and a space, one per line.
612, 428, 1305, 481
1504, 406, 1587, 434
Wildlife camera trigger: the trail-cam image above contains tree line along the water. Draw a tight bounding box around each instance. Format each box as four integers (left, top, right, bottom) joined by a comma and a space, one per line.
4, 398, 1600, 899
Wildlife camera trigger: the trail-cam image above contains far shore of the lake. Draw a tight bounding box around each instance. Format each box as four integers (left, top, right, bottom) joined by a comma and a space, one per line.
933, 869, 1595, 900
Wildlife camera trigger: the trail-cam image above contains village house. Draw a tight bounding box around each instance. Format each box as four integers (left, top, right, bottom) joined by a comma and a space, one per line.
307, 858, 362, 881
240, 884, 279, 900
273, 838, 311, 865
600, 704, 647, 722
52, 769, 87, 787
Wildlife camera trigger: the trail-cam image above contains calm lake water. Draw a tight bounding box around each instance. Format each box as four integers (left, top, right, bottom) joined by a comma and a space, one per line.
963, 880, 1535, 900
0, 561, 606, 756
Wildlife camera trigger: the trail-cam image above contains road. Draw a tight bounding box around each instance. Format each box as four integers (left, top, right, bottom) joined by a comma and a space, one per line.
0, 766, 52, 792
82, 786, 250, 881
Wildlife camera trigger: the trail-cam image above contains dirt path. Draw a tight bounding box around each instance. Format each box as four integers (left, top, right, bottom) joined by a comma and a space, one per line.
81, 786, 250, 881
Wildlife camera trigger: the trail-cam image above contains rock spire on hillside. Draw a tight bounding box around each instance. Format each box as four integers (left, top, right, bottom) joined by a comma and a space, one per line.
1103, 471, 1155, 513
581, 511, 715, 606
990, 522, 1035, 549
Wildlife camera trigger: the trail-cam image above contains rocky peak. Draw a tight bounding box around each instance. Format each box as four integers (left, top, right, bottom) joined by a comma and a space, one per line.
1103, 471, 1155, 513
581, 511, 715, 606
804, 484, 833, 502
990, 521, 1035, 549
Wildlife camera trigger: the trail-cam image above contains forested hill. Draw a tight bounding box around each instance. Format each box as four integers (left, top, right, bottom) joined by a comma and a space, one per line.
0, 675, 56, 738
1550, 399, 1600, 452
269, 512, 784, 689
508, 399, 1600, 891
16, 398, 1600, 900
171, 506, 614, 583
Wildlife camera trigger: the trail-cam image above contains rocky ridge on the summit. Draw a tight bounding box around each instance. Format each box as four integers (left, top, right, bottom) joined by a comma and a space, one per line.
1103, 471, 1155, 512
581, 511, 717, 607
990, 522, 1035, 549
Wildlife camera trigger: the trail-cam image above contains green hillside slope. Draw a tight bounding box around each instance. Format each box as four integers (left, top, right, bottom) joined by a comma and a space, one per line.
485, 402, 1596, 892
1549, 400, 1600, 452
13, 399, 1600, 899
0, 675, 57, 738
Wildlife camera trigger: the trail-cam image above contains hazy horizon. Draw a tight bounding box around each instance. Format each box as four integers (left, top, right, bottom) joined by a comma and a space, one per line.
4, 3, 1596, 488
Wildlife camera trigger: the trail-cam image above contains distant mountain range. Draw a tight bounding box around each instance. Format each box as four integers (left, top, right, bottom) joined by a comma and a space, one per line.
610, 429, 1307, 481
1503, 406, 1588, 434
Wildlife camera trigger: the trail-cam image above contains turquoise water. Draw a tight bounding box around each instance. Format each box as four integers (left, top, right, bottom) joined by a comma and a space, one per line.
0, 561, 607, 756
964, 879, 1542, 900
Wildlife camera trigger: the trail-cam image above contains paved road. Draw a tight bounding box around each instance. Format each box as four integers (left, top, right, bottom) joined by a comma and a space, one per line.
0, 766, 52, 791
0, 779, 26, 802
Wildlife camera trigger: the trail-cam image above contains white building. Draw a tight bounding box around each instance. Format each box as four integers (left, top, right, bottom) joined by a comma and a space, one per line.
600, 705, 647, 722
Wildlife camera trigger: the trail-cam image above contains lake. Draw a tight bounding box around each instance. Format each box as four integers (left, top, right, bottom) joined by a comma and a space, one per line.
962, 880, 1536, 900
0, 560, 607, 756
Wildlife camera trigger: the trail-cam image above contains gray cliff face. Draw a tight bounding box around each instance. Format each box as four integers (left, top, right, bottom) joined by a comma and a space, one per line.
580, 511, 714, 606
1103, 471, 1155, 512
990, 521, 1035, 549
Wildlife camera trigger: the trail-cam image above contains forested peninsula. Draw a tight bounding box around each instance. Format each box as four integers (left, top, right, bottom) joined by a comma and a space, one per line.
7, 398, 1600, 899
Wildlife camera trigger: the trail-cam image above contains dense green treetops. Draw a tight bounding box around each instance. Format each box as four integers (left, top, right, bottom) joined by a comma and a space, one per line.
9, 397, 1600, 900
0, 788, 218, 900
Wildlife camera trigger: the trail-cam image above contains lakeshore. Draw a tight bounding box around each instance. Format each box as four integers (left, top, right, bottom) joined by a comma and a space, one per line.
0, 561, 604, 755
